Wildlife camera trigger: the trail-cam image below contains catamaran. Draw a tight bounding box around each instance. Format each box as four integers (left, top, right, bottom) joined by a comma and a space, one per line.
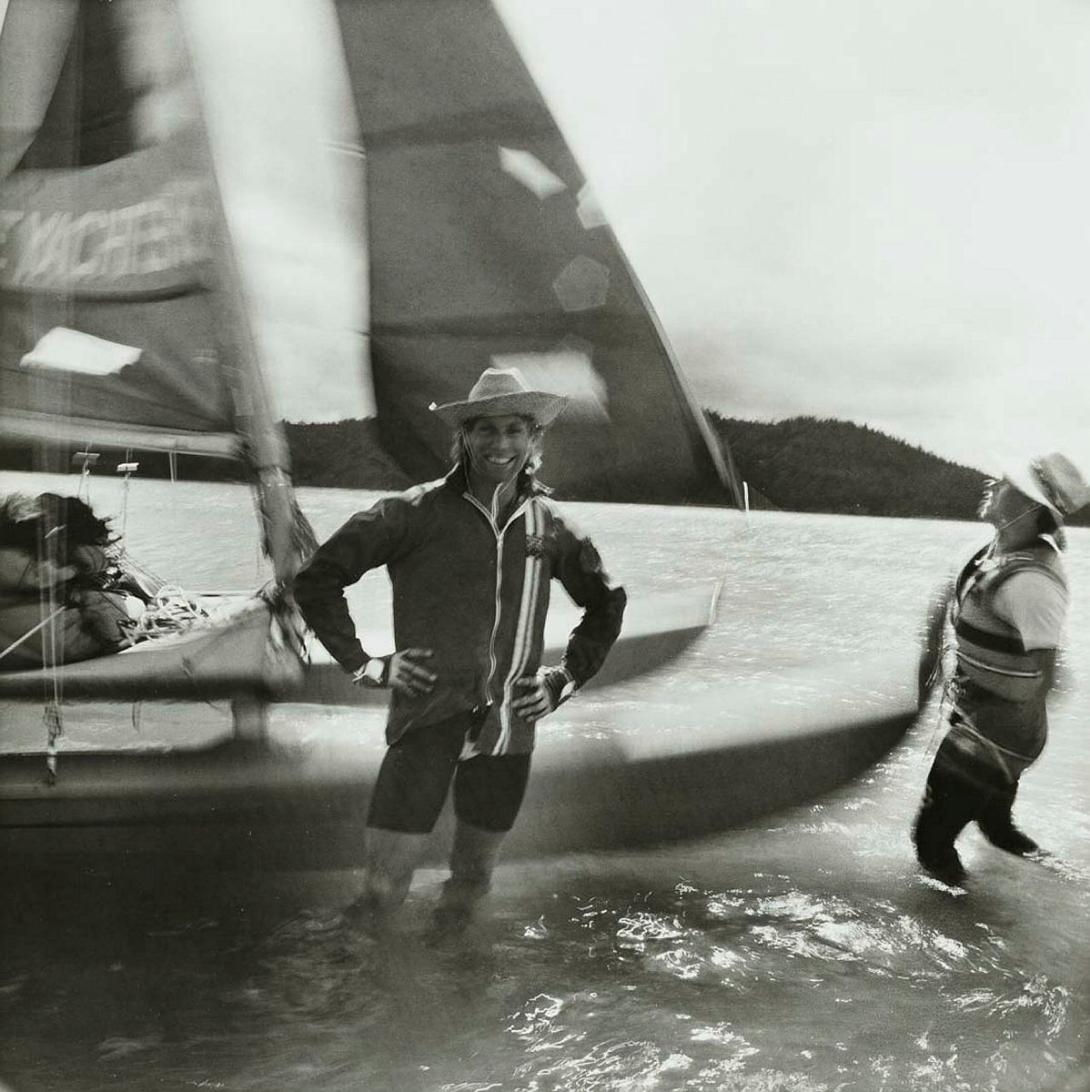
0, 0, 916, 871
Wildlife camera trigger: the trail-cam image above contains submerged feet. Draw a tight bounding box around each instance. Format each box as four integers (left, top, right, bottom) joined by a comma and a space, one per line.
342, 890, 397, 935
911, 813, 968, 887
425, 904, 475, 946
914, 830, 1044, 887
915, 845, 968, 887
912, 822, 1042, 888
980, 823, 1039, 856
343, 890, 484, 946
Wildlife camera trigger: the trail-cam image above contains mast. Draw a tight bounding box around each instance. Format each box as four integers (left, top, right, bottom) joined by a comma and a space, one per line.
175, 3, 298, 583
174, 0, 371, 580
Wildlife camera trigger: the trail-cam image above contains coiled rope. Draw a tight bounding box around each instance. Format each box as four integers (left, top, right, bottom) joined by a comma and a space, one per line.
130, 586, 210, 641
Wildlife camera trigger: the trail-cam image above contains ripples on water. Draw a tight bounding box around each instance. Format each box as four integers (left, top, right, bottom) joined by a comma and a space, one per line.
2, 474, 1090, 1091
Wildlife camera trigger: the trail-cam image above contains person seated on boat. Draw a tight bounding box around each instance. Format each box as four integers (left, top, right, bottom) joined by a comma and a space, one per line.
293, 366, 627, 935
912, 453, 1090, 887
0, 492, 145, 671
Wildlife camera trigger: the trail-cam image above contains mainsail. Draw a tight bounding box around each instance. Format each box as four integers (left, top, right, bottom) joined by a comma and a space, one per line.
333, 0, 741, 505
0, 0, 300, 580
0, 0, 308, 697
0, 2, 234, 456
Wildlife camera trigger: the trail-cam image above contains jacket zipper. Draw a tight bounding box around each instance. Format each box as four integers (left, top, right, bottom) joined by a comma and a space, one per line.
463, 492, 530, 710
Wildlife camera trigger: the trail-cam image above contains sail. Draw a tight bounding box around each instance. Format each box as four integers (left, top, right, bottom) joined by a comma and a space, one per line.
0, 0, 308, 696
0, 0, 315, 579
333, 0, 741, 505
0, 0, 241, 458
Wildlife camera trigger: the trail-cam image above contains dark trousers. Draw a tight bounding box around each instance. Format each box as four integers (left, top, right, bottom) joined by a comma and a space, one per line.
367, 711, 532, 835
353, 713, 533, 917
913, 743, 1022, 859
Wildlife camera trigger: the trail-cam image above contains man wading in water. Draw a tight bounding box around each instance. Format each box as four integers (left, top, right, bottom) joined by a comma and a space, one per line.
913, 452, 1090, 886
294, 367, 626, 932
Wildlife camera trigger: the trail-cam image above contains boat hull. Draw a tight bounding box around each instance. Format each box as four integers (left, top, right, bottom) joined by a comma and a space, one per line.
0, 649, 918, 872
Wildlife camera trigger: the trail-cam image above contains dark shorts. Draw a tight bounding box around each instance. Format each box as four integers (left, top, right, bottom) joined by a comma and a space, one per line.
366, 711, 532, 835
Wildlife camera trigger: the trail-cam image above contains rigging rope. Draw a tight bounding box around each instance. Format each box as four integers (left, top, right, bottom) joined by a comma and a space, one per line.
37, 522, 65, 782
921, 597, 960, 766
0, 606, 68, 666
74, 448, 99, 503
131, 585, 210, 640
119, 448, 134, 538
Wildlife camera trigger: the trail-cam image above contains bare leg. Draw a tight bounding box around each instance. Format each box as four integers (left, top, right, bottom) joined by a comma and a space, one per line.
347, 827, 429, 925
433, 820, 507, 933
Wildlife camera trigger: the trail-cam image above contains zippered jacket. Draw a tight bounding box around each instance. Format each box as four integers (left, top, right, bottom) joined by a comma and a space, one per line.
293, 468, 626, 753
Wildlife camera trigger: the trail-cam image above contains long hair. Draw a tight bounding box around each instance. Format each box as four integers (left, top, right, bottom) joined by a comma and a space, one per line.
0, 494, 39, 548
0, 493, 115, 554
449, 415, 545, 479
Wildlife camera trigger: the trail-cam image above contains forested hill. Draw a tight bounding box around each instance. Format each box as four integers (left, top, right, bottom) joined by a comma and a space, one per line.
707, 412, 985, 521
7, 413, 1082, 526
278, 413, 988, 520
0, 413, 988, 519
280, 419, 411, 490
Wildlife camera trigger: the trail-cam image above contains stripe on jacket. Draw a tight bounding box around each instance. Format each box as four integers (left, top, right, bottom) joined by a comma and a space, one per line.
496, 499, 546, 754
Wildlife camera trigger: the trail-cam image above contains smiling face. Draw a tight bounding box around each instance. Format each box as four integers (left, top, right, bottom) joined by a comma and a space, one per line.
464, 414, 536, 486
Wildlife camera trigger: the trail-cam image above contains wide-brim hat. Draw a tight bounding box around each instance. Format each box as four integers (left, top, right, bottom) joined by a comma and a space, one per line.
431, 366, 568, 428
1001, 452, 1090, 520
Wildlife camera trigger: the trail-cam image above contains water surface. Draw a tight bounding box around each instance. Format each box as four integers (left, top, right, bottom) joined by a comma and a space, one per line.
2, 472, 1088, 1091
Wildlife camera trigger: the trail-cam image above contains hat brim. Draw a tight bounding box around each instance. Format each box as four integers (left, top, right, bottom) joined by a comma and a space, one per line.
432, 391, 567, 428
1000, 461, 1062, 518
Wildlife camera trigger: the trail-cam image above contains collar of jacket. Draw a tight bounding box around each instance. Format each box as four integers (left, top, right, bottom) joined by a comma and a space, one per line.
443, 463, 553, 501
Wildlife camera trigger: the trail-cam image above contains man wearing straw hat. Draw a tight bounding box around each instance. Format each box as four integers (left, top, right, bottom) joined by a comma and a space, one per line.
294, 366, 626, 931
913, 452, 1090, 886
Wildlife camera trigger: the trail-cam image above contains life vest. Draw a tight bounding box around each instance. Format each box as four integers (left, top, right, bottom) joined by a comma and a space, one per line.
951, 540, 1066, 703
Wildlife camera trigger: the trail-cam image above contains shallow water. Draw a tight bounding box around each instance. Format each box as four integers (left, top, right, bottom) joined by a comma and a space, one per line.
2, 471, 1089, 1091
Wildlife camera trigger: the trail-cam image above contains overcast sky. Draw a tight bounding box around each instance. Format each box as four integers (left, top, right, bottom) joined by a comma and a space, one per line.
495, 0, 1090, 473
5, 0, 1090, 473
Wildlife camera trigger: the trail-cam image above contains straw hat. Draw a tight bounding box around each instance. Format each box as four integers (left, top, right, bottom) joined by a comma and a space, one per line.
1002, 452, 1090, 520
431, 367, 567, 428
